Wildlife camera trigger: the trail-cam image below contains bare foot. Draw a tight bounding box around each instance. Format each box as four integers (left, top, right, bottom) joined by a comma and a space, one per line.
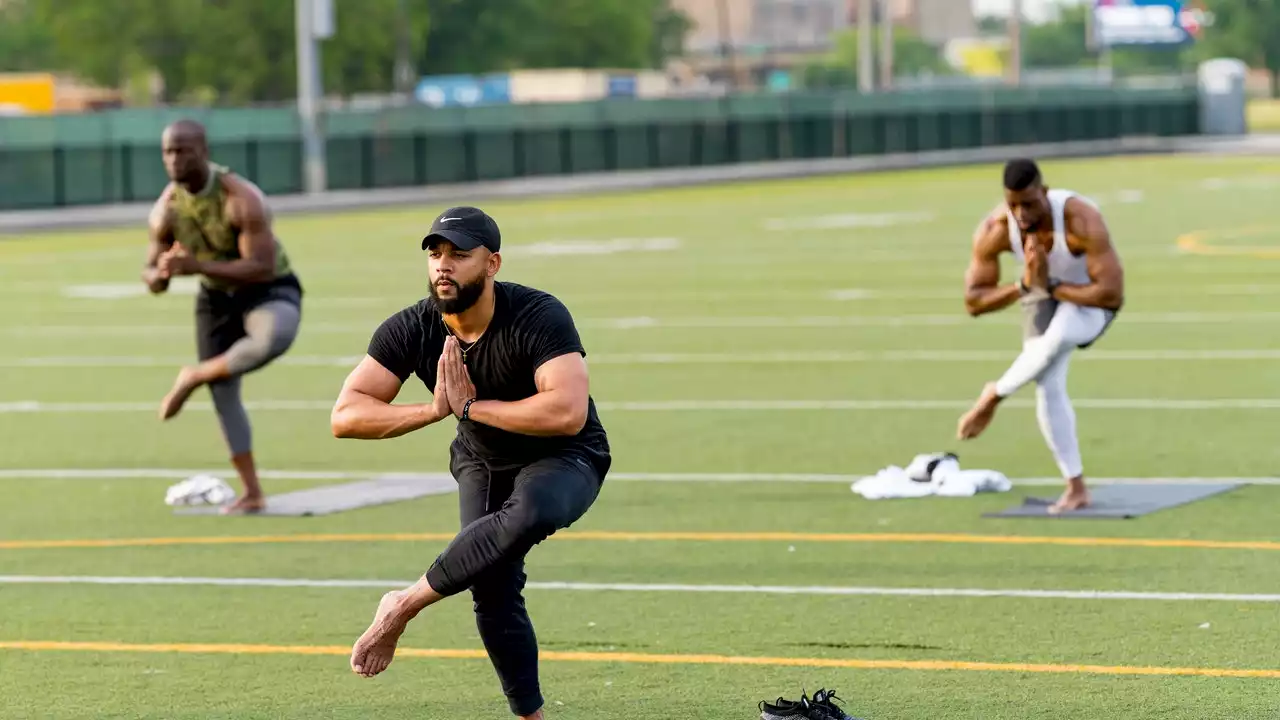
1047, 487, 1091, 515
159, 367, 202, 420
219, 495, 266, 515
351, 591, 410, 678
957, 382, 1002, 440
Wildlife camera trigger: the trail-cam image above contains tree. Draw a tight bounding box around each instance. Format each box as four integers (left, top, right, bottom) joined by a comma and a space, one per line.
1022, 3, 1191, 75
1193, 0, 1280, 95
16, 0, 430, 103
0, 0, 57, 73
5, 0, 684, 102
416, 0, 686, 74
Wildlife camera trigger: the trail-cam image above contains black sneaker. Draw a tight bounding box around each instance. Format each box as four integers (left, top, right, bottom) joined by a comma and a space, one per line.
808, 688, 865, 720
759, 695, 812, 719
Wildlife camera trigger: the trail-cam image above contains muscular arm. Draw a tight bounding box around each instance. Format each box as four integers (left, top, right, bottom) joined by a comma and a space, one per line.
466, 353, 590, 437
331, 356, 445, 439
192, 178, 278, 285
1053, 200, 1125, 309
963, 210, 1020, 317
142, 191, 174, 294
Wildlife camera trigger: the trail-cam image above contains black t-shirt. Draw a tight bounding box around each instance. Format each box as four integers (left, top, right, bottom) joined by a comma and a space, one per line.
367, 281, 610, 470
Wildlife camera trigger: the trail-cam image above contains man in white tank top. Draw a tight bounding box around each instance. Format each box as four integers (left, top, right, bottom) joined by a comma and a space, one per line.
956, 158, 1125, 514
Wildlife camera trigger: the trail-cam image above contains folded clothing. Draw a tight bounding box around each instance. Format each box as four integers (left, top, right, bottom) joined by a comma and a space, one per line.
852, 452, 1011, 499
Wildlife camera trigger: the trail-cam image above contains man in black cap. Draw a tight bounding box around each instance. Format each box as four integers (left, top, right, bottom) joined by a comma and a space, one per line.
331, 206, 611, 719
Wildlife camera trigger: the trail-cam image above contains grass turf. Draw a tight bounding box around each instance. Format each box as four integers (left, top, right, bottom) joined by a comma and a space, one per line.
2, 154, 1280, 719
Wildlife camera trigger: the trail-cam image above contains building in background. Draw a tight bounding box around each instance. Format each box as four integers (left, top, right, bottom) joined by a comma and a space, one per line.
670, 0, 850, 88
675, 0, 848, 55
846, 0, 977, 45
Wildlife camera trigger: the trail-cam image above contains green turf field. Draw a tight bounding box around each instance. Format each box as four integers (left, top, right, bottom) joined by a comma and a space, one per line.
2, 154, 1280, 719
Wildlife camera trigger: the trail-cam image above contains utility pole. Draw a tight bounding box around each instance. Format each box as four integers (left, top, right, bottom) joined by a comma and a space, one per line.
858, 0, 873, 92
295, 0, 331, 194
878, 0, 893, 90
716, 0, 737, 91
1007, 0, 1022, 86
394, 0, 416, 95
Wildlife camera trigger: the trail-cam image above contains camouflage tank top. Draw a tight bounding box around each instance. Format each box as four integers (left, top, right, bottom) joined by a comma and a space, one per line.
168, 162, 294, 292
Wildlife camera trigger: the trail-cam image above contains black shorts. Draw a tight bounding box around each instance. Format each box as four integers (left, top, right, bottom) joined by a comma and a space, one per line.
195, 274, 303, 361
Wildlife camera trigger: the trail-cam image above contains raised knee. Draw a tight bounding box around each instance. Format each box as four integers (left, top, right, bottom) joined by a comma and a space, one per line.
506, 494, 570, 544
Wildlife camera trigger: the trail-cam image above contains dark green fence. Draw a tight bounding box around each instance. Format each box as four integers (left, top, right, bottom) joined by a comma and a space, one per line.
0, 85, 1202, 211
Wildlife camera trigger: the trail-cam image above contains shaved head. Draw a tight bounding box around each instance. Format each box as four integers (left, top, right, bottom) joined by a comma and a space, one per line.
164, 119, 207, 144
161, 119, 210, 190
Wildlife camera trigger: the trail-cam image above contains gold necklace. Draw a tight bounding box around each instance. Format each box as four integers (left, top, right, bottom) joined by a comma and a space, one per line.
441, 316, 487, 363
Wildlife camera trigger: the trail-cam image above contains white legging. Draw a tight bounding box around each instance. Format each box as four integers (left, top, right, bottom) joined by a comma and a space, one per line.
994, 301, 1112, 480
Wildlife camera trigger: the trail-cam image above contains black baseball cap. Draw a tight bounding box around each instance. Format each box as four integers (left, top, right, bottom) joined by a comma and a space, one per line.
421, 206, 501, 253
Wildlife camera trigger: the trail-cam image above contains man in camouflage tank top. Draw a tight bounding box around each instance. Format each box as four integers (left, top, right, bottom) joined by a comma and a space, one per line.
141, 119, 305, 514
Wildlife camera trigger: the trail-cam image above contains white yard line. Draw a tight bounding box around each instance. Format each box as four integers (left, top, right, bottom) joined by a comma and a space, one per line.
1, 575, 1278, 603
1, 398, 1279, 414
6, 348, 1280, 368
584, 312, 1280, 329
7, 311, 1280, 337
0, 468, 1274, 486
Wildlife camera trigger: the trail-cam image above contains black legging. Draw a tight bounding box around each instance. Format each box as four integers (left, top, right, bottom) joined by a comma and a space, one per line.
424, 441, 606, 717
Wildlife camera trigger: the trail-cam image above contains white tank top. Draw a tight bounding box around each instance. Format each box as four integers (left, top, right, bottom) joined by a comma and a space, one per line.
1006, 188, 1095, 286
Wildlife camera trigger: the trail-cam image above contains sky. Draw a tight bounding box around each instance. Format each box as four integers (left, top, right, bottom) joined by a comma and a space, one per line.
971, 0, 1085, 24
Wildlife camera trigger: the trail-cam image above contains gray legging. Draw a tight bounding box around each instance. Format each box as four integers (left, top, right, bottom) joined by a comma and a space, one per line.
208, 298, 301, 455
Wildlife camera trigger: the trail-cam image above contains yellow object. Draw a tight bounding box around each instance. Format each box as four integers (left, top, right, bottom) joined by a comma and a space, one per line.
1246, 97, 1280, 133
0, 73, 56, 115
955, 43, 1005, 78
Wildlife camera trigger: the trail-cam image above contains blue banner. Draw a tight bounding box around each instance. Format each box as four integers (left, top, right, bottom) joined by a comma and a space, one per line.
1092, 0, 1204, 47
606, 75, 638, 99
414, 74, 511, 108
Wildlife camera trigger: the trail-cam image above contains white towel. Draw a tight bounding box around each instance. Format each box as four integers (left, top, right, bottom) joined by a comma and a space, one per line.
165, 474, 236, 507
849, 465, 936, 500
932, 467, 1012, 497
851, 453, 1011, 500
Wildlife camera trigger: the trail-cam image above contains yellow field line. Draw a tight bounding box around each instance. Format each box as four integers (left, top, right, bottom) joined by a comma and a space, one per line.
3, 530, 1280, 551
1176, 226, 1280, 259
2, 640, 1278, 679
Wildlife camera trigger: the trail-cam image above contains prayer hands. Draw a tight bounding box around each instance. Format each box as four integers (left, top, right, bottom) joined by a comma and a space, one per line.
429, 353, 451, 423
442, 336, 477, 419
1022, 236, 1049, 290
158, 243, 199, 276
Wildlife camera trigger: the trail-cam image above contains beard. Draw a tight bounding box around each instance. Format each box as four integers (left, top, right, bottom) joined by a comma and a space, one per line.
430, 275, 486, 314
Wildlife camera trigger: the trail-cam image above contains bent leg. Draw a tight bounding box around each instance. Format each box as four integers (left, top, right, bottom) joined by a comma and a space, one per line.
425, 452, 603, 599
995, 301, 1109, 399
959, 301, 1108, 440
223, 298, 302, 376
436, 456, 602, 717
161, 288, 302, 420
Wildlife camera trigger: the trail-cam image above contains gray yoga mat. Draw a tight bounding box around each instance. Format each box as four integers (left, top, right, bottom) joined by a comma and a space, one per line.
174, 473, 457, 517
984, 483, 1244, 519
